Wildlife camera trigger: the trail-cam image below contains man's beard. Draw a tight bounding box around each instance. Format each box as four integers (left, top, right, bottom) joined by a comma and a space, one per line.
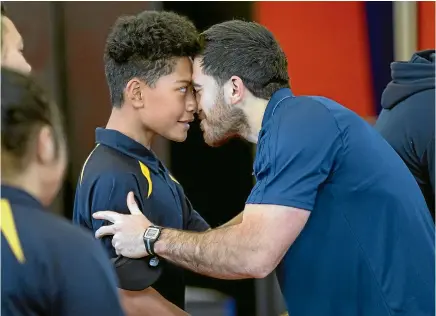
200, 91, 250, 147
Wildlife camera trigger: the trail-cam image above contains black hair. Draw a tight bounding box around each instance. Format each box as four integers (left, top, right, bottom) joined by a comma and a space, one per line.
1, 67, 65, 173
1, 2, 6, 16
199, 20, 290, 100
104, 10, 200, 107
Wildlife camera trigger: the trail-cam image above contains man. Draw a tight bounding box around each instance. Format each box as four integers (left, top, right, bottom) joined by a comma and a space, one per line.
1, 5, 124, 316
94, 21, 435, 316
375, 50, 435, 220
73, 10, 209, 316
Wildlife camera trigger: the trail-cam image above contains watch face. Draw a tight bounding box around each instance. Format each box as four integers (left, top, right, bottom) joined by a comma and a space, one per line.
145, 227, 160, 239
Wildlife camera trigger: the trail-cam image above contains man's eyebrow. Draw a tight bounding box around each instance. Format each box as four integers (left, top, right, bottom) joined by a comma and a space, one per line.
193, 82, 202, 88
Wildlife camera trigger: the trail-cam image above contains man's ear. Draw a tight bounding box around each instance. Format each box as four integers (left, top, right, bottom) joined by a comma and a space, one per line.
226, 75, 245, 106
125, 78, 145, 109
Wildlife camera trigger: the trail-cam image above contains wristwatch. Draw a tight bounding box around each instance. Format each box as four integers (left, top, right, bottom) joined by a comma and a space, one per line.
143, 225, 162, 256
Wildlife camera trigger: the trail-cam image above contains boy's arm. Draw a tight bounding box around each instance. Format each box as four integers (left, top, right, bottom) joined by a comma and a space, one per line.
89, 173, 161, 290
89, 173, 187, 315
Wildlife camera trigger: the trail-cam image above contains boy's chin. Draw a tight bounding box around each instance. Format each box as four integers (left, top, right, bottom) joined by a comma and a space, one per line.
167, 131, 188, 143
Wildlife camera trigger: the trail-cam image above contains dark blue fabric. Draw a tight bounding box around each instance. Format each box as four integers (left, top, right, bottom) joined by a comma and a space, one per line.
376, 50, 435, 219
73, 128, 209, 307
1, 185, 124, 316
381, 50, 435, 110
247, 89, 435, 316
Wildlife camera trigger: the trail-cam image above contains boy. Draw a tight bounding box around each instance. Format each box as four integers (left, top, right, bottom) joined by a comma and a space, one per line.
73, 10, 208, 315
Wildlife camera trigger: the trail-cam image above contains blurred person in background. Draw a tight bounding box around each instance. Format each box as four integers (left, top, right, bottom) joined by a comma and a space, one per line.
95, 20, 435, 316
1, 67, 125, 316
0, 2, 30, 73
375, 50, 435, 220
73, 10, 211, 316
1, 4, 125, 315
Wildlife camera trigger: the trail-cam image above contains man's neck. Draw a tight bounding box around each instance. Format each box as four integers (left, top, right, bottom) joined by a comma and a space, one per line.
240, 95, 269, 144
105, 107, 155, 149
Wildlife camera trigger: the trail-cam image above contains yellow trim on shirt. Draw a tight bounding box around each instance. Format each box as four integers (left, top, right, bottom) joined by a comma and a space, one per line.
1, 199, 25, 263
80, 144, 100, 185
169, 174, 180, 184
139, 161, 153, 198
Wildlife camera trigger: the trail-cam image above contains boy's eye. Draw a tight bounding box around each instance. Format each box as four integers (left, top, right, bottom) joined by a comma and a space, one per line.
179, 87, 187, 93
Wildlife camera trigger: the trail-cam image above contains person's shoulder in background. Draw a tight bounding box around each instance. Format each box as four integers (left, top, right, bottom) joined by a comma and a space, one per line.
375, 49, 435, 152
375, 50, 435, 218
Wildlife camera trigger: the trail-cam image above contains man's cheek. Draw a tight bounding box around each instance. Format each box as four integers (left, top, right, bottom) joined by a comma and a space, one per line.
202, 91, 217, 113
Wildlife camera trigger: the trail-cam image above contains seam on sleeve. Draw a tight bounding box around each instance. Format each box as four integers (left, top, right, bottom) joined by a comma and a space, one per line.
307, 97, 345, 149
95, 173, 135, 211
271, 97, 345, 176
105, 176, 116, 211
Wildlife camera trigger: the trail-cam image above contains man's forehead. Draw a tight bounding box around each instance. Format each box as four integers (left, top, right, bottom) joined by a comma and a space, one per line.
192, 57, 205, 81
193, 56, 203, 68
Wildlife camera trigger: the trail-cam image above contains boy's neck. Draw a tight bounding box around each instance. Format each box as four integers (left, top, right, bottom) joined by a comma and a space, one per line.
105, 107, 155, 149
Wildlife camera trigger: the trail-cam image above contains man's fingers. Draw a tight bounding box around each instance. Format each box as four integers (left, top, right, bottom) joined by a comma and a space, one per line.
126, 191, 142, 215
95, 225, 117, 239
93, 211, 121, 223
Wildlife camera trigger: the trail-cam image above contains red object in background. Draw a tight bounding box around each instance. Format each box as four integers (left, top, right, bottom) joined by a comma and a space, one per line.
255, 1, 375, 118
418, 1, 435, 50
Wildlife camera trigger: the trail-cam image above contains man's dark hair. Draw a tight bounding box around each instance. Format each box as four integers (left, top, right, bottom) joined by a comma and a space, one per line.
199, 20, 290, 100
1, 67, 65, 173
104, 10, 200, 107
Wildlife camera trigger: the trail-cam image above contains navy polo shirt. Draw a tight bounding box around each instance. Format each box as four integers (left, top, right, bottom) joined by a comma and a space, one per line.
1, 185, 124, 316
73, 128, 209, 309
247, 89, 435, 316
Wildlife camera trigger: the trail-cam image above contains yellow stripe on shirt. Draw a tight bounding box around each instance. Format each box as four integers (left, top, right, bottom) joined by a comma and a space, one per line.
139, 161, 153, 198
80, 144, 100, 185
1, 199, 25, 263
169, 174, 180, 184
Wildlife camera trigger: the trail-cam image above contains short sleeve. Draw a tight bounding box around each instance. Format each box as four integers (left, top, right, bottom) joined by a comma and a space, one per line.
90, 173, 144, 256
184, 197, 210, 232
90, 173, 162, 291
246, 99, 342, 211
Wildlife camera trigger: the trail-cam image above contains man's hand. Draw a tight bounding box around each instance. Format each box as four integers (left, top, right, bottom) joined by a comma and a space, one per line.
93, 192, 152, 258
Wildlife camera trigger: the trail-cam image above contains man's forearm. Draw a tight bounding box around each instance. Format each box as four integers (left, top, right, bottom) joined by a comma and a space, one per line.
154, 222, 268, 280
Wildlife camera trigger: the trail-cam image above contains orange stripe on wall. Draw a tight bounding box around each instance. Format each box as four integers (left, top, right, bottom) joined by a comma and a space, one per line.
418, 1, 435, 50
255, 1, 375, 117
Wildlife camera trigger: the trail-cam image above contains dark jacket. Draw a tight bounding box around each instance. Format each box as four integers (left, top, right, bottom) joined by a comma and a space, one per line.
375, 50, 435, 220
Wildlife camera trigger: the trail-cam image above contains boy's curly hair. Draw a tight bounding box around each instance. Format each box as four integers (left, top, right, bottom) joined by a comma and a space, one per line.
104, 11, 200, 107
